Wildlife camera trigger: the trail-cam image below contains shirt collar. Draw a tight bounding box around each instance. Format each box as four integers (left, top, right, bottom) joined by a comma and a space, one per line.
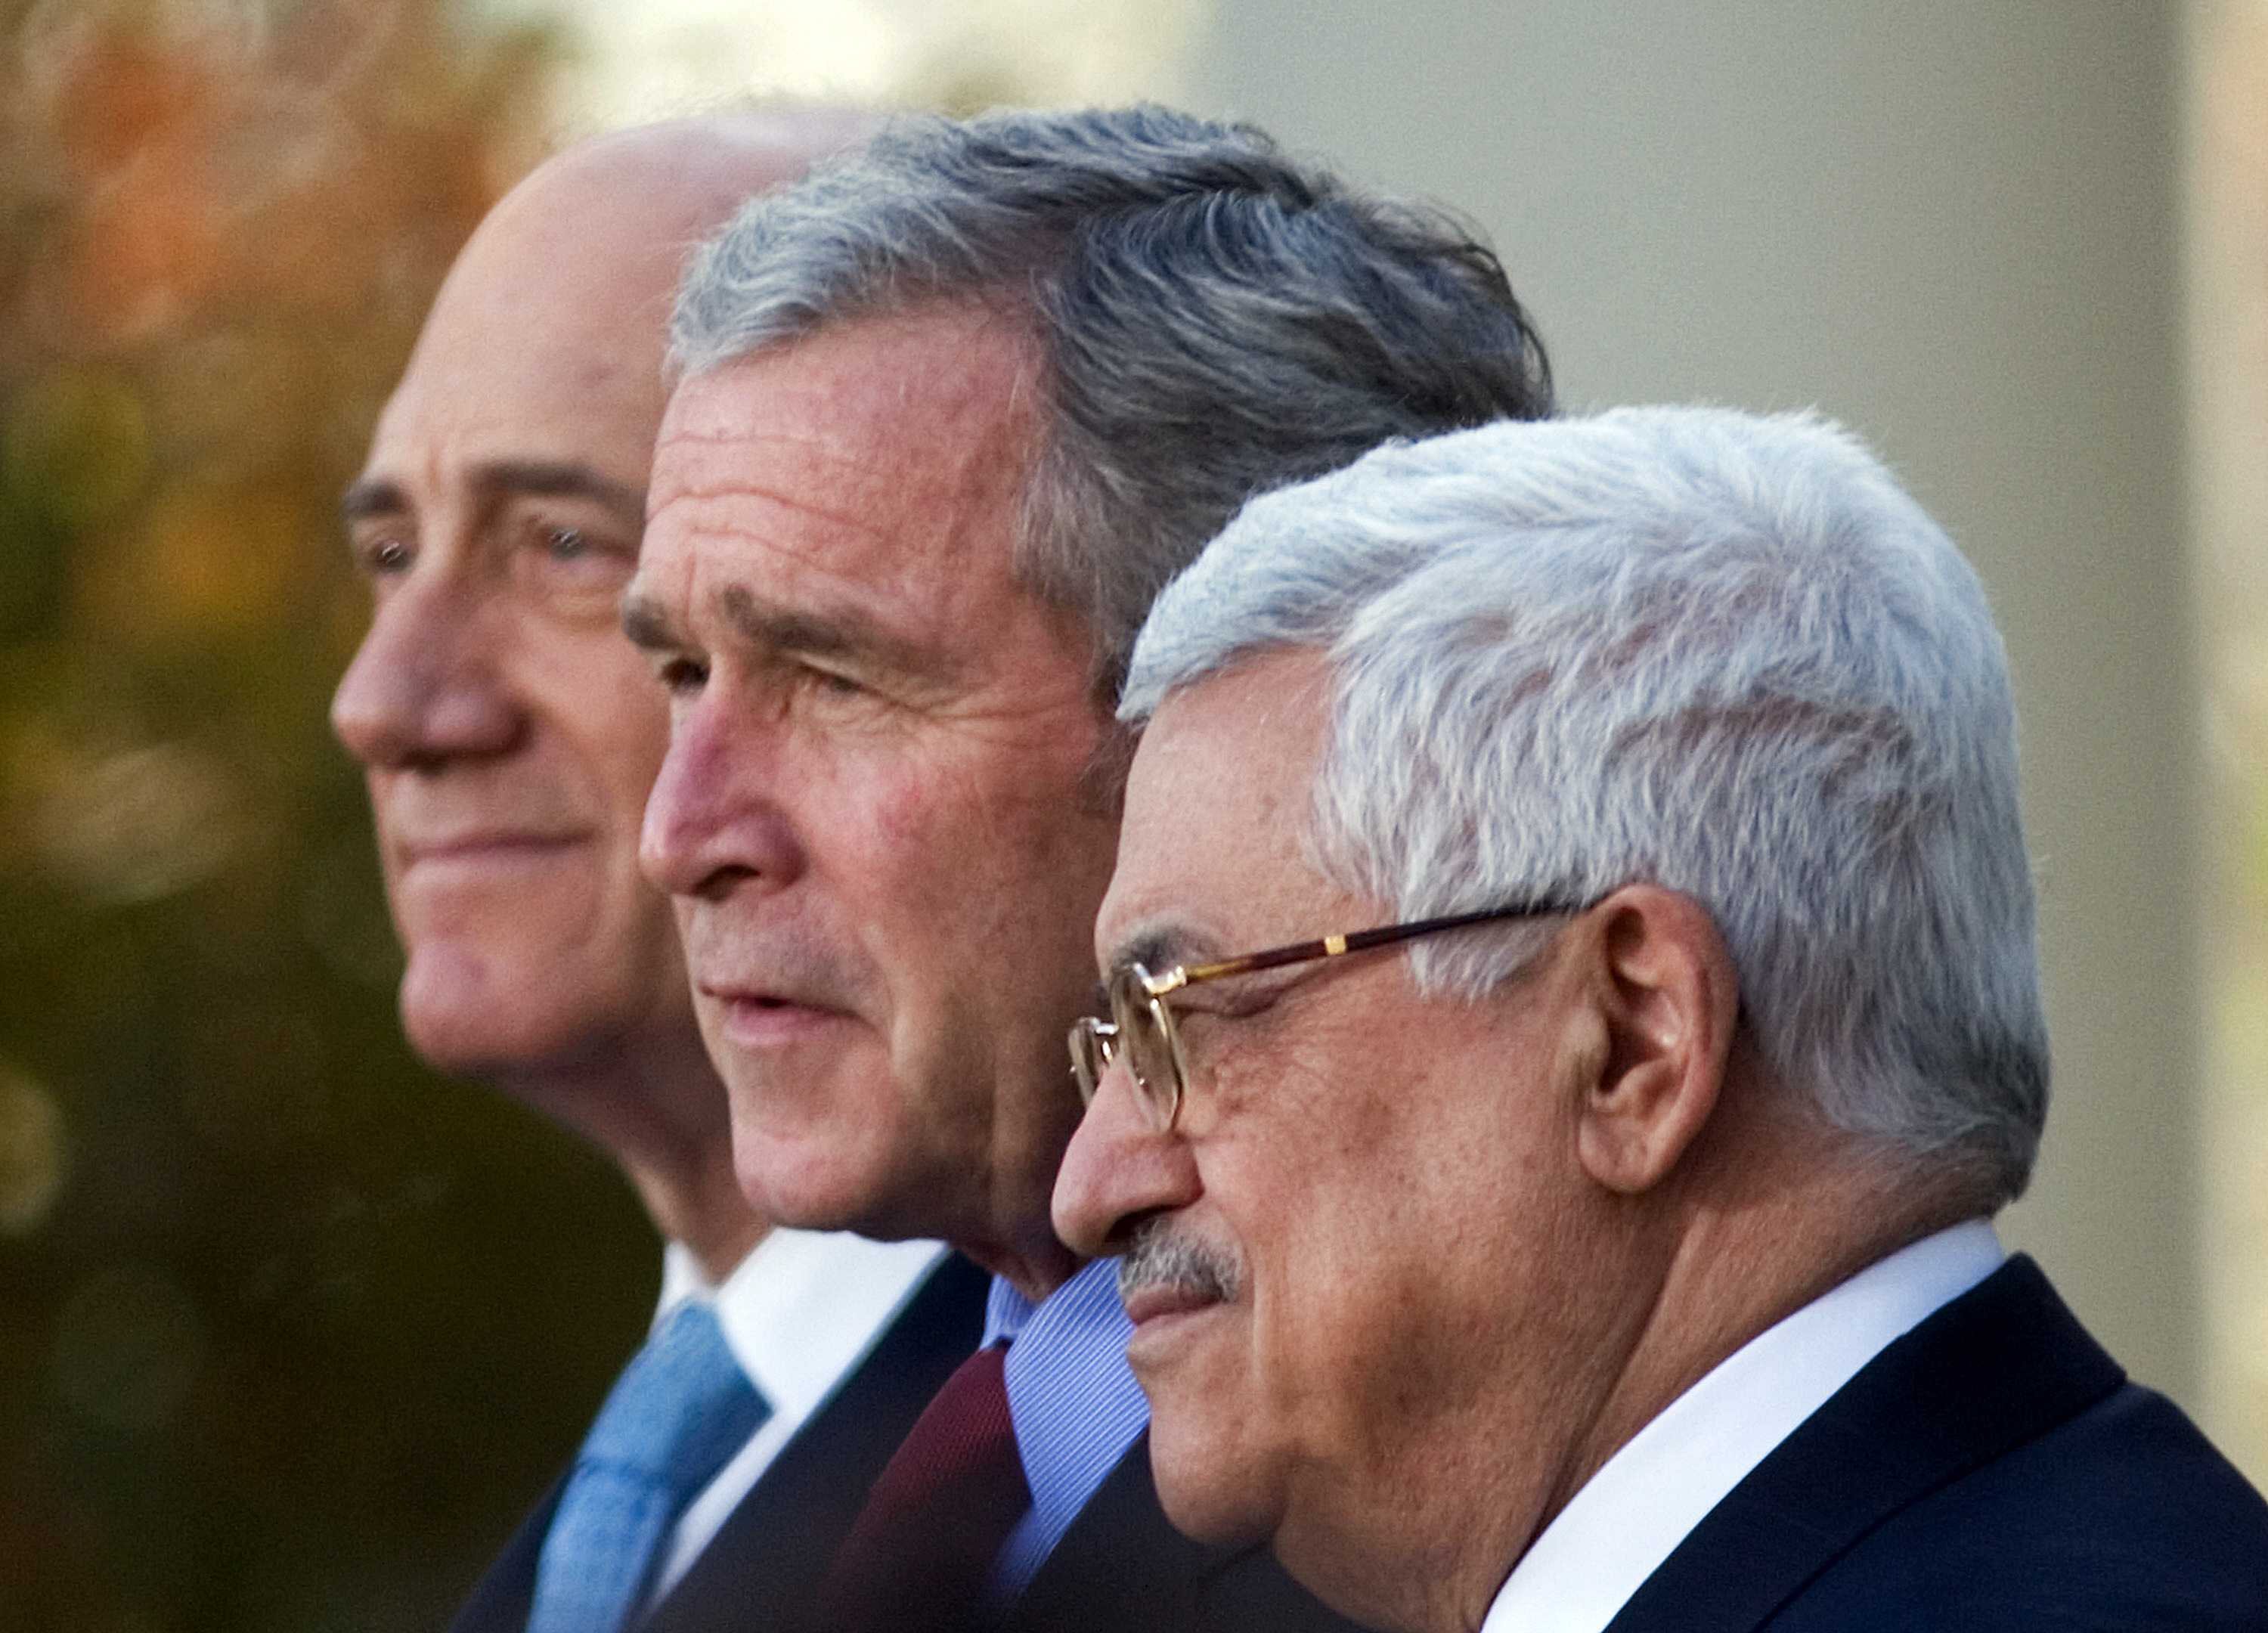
990, 1257, 1151, 1598
650, 1231, 952, 1603
1482, 1219, 2005, 1633
658, 1229, 950, 1427
983, 1272, 1040, 1349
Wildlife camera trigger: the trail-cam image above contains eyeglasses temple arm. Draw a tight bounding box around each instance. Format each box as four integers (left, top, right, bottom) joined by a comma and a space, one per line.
1169, 901, 1579, 990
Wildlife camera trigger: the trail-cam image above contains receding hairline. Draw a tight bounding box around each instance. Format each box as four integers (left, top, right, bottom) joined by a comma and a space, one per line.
417, 107, 890, 364
359, 108, 889, 517
500, 107, 888, 239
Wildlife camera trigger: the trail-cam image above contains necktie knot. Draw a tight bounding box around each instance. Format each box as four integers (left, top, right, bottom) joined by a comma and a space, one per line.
578, 1300, 767, 1491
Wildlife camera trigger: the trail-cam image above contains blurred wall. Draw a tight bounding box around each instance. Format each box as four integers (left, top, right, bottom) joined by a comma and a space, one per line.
2190, 0, 2268, 1482
1191, 2, 2201, 1404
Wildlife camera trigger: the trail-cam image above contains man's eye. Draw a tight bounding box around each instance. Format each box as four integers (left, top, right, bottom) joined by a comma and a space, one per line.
355, 535, 414, 576
513, 519, 634, 605
785, 659, 869, 702
523, 518, 630, 572
657, 655, 710, 696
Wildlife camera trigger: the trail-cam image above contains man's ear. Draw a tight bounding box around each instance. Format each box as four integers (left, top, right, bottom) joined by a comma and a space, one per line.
1572, 885, 1740, 1195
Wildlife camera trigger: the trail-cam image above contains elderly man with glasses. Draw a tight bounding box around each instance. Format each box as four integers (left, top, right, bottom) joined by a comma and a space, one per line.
1054, 406, 2268, 1633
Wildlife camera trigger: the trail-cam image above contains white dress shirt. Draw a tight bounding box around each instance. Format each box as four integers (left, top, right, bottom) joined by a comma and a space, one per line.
646, 1229, 950, 1599
1480, 1219, 2005, 1633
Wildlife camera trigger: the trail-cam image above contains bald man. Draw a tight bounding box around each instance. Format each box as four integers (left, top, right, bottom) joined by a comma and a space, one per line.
333, 113, 984, 1633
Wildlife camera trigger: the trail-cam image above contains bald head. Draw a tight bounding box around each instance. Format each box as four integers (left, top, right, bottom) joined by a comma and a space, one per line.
332, 110, 876, 1273
386, 110, 883, 479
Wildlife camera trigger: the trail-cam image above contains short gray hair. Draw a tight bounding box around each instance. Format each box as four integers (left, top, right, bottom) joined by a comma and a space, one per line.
1124, 407, 2049, 1207
670, 104, 1553, 695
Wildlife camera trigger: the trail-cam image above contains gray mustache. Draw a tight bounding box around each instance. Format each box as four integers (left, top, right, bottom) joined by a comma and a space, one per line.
1117, 1219, 1241, 1306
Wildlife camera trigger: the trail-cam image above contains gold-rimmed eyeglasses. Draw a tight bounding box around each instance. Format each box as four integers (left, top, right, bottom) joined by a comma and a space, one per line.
1067, 897, 1585, 1133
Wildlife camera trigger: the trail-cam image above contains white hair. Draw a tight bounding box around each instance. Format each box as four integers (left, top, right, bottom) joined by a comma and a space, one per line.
1123, 406, 2048, 1204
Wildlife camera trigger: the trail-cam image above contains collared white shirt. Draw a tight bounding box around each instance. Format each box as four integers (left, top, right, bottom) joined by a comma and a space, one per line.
647, 1229, 950, 1599
1480, 1219, 2005, 1633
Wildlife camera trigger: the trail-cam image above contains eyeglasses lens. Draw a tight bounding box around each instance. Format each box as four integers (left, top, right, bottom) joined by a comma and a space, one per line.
1070, 1024, 1108, 1102
1109, 965, 1183, 1129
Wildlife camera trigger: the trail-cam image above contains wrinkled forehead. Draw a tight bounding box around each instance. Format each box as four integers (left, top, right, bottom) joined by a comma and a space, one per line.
636, 311, 1048, 627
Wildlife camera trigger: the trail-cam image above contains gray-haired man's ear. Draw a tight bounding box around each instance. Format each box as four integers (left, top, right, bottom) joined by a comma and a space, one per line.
1571, 886, 1740, 1196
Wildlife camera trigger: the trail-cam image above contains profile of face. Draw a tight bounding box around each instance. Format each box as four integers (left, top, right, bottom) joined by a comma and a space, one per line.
1052, 651, 1619, 1628
329, 185, 697, 1105
632, 305, 1122, 1281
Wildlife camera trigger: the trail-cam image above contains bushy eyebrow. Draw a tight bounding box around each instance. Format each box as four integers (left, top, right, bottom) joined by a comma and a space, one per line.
1105, 925, 1192, 978
621, 591, 685, 655
340, 476, 406, 525
717, 587, 953, 683
341, 459, 644, 529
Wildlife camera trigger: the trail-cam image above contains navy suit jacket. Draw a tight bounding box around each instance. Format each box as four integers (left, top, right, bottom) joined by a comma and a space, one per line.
1603, 1255, 2268, 1632
446, 1252, 991, 1633
1003, 1429, 1374, 1633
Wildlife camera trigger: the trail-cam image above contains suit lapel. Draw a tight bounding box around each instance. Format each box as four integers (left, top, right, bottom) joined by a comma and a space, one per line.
1005, 1430, 1375, 1633
1002, 1430, 1212, 1633
1603, 1255, 2124, 1633
445, 1483, 556, 1633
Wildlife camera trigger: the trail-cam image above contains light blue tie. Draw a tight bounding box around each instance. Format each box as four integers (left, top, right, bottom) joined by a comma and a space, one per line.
527, 1301, 770, 1633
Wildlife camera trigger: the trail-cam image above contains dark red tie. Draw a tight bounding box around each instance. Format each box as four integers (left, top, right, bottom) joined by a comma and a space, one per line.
818, 1343, 1030, 1633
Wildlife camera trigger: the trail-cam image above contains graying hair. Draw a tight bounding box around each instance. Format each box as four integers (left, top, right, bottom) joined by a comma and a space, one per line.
670, 104, 1552, 696
1124, 407, 2049, 1207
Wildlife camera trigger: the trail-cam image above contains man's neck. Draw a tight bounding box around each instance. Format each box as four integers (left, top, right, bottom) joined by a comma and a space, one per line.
1383, 1132, 1982, 1633
492, 1037, 771, 1283
1479, 1220, 2004, 1633
1558, 1142, 1984, 1537
629, 1154, 771, 1282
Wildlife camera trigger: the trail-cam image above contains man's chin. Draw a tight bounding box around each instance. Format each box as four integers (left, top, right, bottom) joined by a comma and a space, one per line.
731, 1160, 864, 1235
727, 1114, 925, 1239
401, 959, 521, 1076
1147, 1422, 1276, 1551
398, 946, 612, 1089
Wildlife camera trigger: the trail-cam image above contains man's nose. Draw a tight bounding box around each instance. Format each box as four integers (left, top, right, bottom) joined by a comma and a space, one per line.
1052, 1053, 1201, 1258
330, 577, 517, 770
639, 691, 805, 902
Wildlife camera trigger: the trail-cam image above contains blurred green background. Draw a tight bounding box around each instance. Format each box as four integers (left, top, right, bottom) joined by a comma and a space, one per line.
0, 4, 662, 1625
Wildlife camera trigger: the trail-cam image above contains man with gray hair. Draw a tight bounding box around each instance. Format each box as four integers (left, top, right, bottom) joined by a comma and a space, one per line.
1055, 406, 2268, 1633
627, 104, 1551, 1630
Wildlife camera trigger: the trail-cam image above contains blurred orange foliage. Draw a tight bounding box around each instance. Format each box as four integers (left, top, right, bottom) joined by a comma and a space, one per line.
1, 5, 668, 1629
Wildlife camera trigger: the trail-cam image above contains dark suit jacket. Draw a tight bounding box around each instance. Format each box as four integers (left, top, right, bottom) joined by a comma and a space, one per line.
1002, 1430, 1374, 1633
447, 1251, 991, 1633
1604, 1254, 2268, 1632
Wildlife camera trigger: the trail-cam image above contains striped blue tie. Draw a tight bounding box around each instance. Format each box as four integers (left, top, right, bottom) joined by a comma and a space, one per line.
527, 1301, 769, 1633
